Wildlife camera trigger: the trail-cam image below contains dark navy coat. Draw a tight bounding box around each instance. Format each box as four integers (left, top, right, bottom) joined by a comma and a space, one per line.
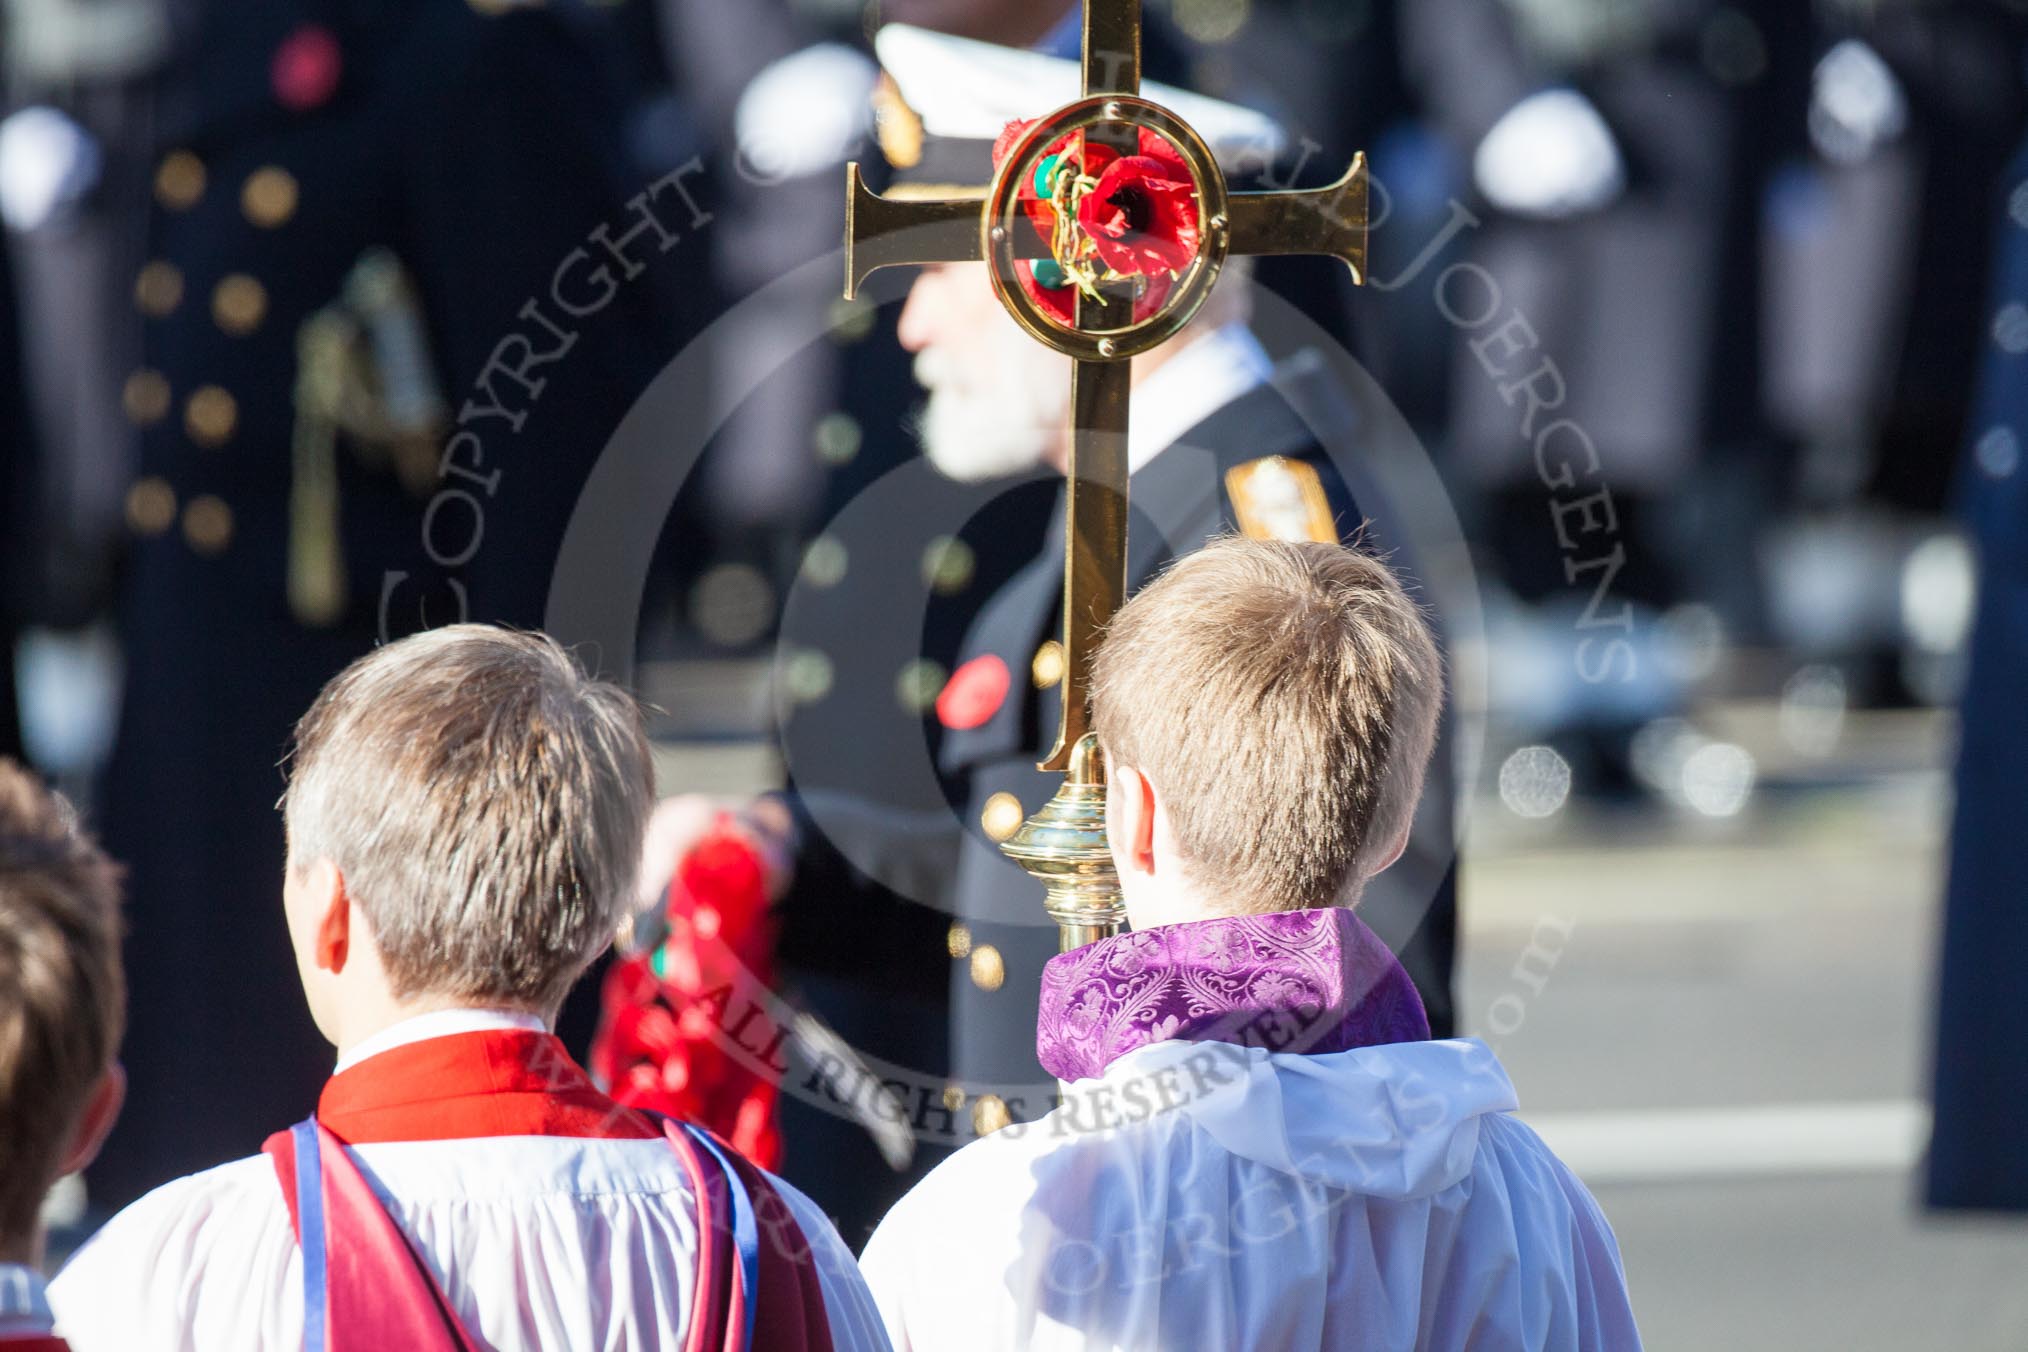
1930, 132, 2028, 1212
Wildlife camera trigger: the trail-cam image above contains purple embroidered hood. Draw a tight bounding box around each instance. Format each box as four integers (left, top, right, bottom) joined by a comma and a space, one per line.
1036, 907, 1430, 1082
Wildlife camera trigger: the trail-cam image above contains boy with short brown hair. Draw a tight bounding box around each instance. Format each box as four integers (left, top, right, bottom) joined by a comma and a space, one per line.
1089, 535, 1445, 921
51, 625, 887, 1350
861, 537, 1639, 1351
0, 760, 125, 1350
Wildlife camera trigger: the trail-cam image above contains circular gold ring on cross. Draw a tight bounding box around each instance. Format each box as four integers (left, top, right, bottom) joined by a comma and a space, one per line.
982, 96, 1231, 363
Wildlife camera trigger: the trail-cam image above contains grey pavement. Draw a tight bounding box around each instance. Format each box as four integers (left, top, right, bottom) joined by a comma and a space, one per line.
1462, 713, 2028, 1350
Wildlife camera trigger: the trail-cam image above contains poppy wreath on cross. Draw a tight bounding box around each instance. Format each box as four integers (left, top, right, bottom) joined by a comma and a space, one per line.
990, 118, 1206, 327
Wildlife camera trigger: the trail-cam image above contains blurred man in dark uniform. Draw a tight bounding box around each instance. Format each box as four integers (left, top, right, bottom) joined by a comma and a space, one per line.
88, 0, 691, 1204
1754, 4, 2026, 698
1, 0, 165, 636
637, 0, 881, 643
1409, 0, 1812, 625
1843, 2, 2028, 515
1930, 123, 2028, 1213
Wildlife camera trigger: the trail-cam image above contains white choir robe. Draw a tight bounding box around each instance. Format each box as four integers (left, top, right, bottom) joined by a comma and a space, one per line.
860, 1038, 1642, 1351
49, 1011, 891, 1351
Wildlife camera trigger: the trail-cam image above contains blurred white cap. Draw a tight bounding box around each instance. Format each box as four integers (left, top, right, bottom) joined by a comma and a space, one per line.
874, 22, 1286, 171
1473, 88, 1625, 219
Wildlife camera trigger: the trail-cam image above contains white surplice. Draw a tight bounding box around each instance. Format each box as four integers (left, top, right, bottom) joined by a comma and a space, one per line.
860, 1038, 1641, 1352
49, 1011, 891, 1351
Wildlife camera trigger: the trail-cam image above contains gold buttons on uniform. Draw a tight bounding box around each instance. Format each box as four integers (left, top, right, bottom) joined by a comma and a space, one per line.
812, 411, 861, 465
133, 261, 184, 317
980, 791, 1025, 842
895, 659, 946, 715
968, 943, 1005, 992
211, 274, 268, 335
124, 477, 177, 536
182, 495, 234, 555
946, 922, 973, 959
241, 166, 299, 228
1172, 0, 1251, 45
154, 151, 205, 210
971, 1094, 1011, 1136
1031, 639, 1065, 689
825, 296, 876, 345
122, 370, 172, 426
183, 385, 237, 447
921, 535, 975, 595
779, 649, 833, 705
941, 1084, 966, 1113
800, 535, 847, 587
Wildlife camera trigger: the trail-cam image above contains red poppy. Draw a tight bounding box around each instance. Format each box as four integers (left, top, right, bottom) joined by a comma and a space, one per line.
1077, 150, 1202, 276
937, 653, 1011, 729
995, 123, 1108, 249
1020, 262, 1078, 328
1016, 254, 1177, 328
988, 120, 1202, 328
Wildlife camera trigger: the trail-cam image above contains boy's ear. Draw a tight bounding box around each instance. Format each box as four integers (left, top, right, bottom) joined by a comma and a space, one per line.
58, 1062, 126, 1177
311, 859, 352, 974
1111, 763, 1159, 877
1365, 819, 1414, 881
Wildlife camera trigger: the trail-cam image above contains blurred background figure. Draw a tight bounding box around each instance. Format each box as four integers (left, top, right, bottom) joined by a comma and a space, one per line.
1758, 0, 2028, 722
0, 0, 162, 780
0, 0, 696, 1206
1392, 0, 1818, 794
1930, 120, 2028, 1215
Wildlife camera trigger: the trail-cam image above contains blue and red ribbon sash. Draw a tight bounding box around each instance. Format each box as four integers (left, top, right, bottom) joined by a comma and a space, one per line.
263, 1110, 835, 1352
263, 1120, 481, 1352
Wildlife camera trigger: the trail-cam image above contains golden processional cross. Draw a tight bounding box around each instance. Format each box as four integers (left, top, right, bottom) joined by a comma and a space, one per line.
844, 0, 1368, 950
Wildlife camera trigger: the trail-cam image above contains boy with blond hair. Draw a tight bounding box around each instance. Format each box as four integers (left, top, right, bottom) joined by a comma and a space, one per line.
52, 625, 888, 1351
0, 761, 126, 1350
860, 538, 1639, 1351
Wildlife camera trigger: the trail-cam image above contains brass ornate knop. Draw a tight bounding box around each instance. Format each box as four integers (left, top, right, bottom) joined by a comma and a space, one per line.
998, 734, 1126, 952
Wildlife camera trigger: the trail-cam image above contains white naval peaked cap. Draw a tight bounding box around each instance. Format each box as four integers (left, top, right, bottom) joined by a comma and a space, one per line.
874, 22, 1287, 170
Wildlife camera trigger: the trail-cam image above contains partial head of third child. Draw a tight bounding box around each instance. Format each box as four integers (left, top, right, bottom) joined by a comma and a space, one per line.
1090, 537, 1442, 932
0, 760, 126, 1266
280, 626, 654, 1049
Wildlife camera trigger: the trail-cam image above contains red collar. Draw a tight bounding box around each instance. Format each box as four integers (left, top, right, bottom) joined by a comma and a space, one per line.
318, 1030, 658, 1144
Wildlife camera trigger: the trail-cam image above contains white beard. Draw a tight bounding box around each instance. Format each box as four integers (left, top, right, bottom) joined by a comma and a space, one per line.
912, 320, 1071, 482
